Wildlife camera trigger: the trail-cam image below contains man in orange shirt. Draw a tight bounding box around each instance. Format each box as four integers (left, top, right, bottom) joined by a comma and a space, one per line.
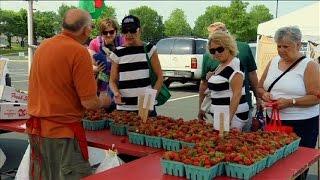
27, 9, 111, 180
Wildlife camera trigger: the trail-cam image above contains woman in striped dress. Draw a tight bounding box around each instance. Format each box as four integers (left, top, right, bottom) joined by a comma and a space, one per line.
109, 15, 163, 115
207, 31, 249, 130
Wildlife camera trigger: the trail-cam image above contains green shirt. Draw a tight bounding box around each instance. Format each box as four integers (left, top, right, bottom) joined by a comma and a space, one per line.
201, 41, 257, 108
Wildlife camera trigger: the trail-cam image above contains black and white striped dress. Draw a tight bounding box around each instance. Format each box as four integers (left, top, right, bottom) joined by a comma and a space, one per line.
208, 57, 249, 129
110, 43, 156, 111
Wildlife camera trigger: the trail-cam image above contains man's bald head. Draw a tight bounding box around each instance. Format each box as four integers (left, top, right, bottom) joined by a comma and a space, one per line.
62, 8, 91, 33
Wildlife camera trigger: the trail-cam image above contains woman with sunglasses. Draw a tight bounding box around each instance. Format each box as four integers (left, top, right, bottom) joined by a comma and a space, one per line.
206, 31, 249, 131
88, 18, 124, 112
109, 15, 163, 116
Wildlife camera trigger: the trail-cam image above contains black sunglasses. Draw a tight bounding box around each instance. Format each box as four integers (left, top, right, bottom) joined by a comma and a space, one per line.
209, 47, 225, 54
102, 30, 115, 36
121, 28, 137, 34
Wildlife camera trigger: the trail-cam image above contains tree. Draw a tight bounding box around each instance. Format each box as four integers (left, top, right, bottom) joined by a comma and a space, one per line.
15, 9, 28, 46
58, 4, 77, 21
164, 9, 192, 37
34, 11, 59, 42
129, 6, 165, 43
193, 6, 228, 38
247, 5, 273, 41
0, 9, 18, 48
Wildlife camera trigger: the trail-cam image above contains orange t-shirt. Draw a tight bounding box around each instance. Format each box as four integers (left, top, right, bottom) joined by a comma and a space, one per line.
27, 31, 97, 138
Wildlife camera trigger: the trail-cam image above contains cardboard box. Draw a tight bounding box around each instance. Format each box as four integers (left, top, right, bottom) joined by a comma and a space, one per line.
0, 103, 29, 120
0, 85, 28, 103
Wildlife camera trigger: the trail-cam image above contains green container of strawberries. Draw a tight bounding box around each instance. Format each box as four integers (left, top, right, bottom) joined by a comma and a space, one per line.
225, 161, 259, 180
109, 121, 127, 136
144, 135, 162, 148
180, 141, 195, 148
283, 138, 301, 157
184, 163, 220, 180
82, 119, 107, 131
128, 132, 145, 145
161, 159, 185, 177
162, 138, 181, 151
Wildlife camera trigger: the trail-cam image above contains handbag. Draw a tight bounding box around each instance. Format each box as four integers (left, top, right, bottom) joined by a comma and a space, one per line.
200, 89, 211, 113
251, 107, 265, 131
143, 43, 171, 106
265, 102, 293, 133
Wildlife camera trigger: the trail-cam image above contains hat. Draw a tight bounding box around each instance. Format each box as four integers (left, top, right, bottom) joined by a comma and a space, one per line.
121, 15, 140, 30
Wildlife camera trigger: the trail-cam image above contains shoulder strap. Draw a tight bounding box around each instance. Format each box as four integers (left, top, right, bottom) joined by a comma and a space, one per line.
267, 56, 306, 92
143, 43, 151, 67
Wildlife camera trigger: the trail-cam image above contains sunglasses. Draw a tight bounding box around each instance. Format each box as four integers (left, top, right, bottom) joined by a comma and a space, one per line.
209, 47, 225, 54
102, 30, 115, 36
121, 28, 137, 34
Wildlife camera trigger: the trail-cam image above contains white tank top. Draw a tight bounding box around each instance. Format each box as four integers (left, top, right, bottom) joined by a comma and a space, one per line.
263, 56, 319, 120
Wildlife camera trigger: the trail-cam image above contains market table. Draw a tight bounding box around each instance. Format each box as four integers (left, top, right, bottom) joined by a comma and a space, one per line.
0, 120, 160, 157
83, 147, 320, 180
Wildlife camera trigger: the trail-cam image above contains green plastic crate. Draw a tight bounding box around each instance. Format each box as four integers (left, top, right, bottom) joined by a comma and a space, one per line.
283, 138, 301, 157
162, 138, 181, 151
275, 146, 286, 160
180, 141, 195, 148
128, 132, 145, 145
256, 157, 268, 173
109, 121, 127, 136
184, 163, 220, 180
225, 162, 258, 180
161, 159, 185, 177
144, 135, 162, 148
82, 119, 107, 131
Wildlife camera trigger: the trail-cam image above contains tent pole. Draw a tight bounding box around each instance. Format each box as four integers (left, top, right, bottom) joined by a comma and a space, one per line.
27, 0, 34, 75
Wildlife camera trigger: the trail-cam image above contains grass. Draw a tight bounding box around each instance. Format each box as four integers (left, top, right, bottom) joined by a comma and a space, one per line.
0, 43, 27, 56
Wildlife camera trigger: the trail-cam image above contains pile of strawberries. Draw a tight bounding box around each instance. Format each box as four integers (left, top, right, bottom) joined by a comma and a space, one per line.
83, 108, 110, 121
163, 130, 299, 166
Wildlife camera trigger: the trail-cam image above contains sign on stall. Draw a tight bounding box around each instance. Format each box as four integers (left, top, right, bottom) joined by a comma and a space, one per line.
0, 102, 29, 120
0, 85, 28, 103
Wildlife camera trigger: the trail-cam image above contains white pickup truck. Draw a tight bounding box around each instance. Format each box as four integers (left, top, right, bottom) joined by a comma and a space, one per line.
156, 37, 208, 87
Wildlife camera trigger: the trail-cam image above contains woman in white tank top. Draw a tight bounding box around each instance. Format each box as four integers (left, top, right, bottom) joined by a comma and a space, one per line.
258, 26, 319, 150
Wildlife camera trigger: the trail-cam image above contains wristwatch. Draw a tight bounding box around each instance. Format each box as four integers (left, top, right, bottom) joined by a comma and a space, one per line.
292, 98, 296, 105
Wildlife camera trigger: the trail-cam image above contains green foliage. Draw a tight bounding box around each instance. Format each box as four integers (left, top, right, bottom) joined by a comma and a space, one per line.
193, 6, 228, 38
129, 6, 165, 43
164, 8, 192, 37
193, 0, 273, 42
34, 11, 59, 39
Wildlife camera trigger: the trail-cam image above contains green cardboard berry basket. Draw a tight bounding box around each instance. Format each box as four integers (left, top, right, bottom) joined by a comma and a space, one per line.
225, 161, 259, 180
128, 132, 145, 145
162, 138, 181, 151
266, 146, 285, 167
283, 138, 301, 157
144, 135, 162, 148
109, 121, 127, 136
161, 159, 185, 177
82, 119, 107, 131
180, 141, 195, 148
184, 163, 220, 180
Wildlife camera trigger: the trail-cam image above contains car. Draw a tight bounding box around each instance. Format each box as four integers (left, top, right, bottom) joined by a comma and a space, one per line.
156, 37, 207, 87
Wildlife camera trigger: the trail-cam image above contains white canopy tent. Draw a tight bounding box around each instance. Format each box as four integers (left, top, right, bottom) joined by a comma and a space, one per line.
257, 2, 320, 43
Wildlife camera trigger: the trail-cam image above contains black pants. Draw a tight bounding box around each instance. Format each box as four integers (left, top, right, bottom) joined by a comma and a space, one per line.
282, 116, 319, 148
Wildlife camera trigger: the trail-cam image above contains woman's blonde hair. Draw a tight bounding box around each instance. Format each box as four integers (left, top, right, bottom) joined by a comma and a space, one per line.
99, 18, 119, 35
208, 31, 238, 57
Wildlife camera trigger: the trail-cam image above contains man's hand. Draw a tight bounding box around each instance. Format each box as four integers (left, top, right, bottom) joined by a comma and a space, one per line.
275, 98, 292, 109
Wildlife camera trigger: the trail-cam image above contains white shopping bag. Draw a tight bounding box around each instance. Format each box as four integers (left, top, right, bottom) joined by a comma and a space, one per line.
95, 149, 124, 174
0, 148, 6, 169
15, 145, 30, 180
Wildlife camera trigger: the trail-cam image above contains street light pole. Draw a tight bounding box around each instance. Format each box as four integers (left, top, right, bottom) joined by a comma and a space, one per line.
27, 0, 34, 75
276, 0, 279, 18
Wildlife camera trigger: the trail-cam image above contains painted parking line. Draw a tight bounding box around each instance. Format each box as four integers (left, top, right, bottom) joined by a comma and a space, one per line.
167, 94, 199, 102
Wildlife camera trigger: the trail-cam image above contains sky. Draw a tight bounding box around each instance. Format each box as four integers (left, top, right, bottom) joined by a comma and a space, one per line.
0, 1, 318, 28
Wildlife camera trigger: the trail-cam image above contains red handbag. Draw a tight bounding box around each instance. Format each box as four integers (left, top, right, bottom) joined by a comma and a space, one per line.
265, 101, 293, 134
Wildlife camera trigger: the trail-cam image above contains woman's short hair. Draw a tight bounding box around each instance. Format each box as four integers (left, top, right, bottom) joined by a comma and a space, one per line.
208, 31, 238, 57
274, 26, 302, 44
99, 18, 119, 34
